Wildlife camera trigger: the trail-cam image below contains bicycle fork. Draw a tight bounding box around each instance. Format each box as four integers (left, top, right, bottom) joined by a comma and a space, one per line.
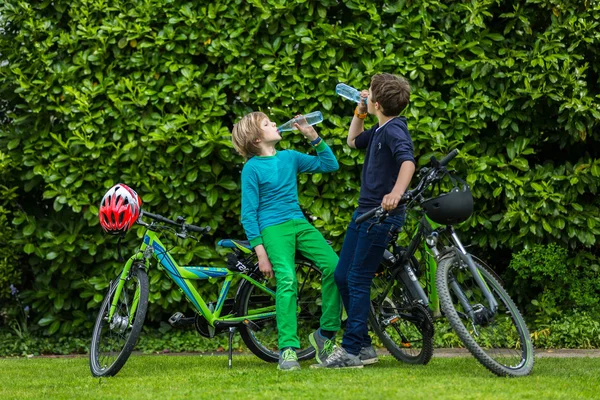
444, 228, 498, 321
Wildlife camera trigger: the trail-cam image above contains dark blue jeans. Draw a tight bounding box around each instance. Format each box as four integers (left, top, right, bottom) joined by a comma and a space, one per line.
334, 209, 405, 355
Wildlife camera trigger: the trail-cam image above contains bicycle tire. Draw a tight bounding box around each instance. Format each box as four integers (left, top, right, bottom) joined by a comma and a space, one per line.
436, 253, 534, 377
237, 259, 322, 363
89, 265, 149, 377
370, 264, 434, 365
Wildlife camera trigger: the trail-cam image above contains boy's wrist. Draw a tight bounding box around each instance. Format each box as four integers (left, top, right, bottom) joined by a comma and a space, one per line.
310, 136, 322, 146
391, 186, 405, 197
354, 106, 368, 119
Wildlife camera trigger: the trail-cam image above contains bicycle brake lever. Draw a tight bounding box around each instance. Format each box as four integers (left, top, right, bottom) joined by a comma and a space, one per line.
367, 209, 388, 233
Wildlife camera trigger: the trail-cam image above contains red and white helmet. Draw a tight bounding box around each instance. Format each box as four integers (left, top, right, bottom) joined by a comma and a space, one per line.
99, 183, 142, 234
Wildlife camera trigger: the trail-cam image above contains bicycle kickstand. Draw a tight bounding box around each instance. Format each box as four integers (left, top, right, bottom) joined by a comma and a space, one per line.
228, 327, 236, 369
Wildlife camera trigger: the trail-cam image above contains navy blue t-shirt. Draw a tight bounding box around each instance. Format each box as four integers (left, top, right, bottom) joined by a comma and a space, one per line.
355, 117, 415, 213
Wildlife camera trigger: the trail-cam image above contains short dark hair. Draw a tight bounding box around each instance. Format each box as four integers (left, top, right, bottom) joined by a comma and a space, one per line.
370, 74, 410, 116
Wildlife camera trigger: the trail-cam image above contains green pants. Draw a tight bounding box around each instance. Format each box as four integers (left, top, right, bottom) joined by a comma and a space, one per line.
261, 218, 342, 350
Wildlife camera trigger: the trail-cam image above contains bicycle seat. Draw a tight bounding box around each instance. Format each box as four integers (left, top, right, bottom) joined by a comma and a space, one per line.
217, 239, 253, 254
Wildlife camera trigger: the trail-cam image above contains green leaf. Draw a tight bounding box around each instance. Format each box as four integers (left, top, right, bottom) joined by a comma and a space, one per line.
54, 296, 65, 310
7, 138, 20, 150
531, 183, 544, 192
487, 33, 505, 41
542, 220, 552, 233
23, 223, 36, 236
38, 316, 55, 326
186, 170, 198, 182
48, 320, 61, 335
207, 189, 218, 207
218, 179, 237, 190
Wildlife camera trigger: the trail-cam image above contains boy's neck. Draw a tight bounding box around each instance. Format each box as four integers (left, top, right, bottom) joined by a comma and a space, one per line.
257, 142, 277, 156
375, 111, 395, 127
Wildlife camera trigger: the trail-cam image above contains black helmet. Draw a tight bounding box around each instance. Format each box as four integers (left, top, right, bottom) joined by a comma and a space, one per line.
421, 186, 473, 225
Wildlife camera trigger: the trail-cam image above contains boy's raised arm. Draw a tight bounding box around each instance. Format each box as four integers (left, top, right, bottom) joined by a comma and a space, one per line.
296, 140, 339, 173
293, 120, 339, 173
347, 89, 369, 148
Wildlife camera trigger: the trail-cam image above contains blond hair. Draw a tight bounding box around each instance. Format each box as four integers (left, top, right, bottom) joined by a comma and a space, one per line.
231, 112, 267, 159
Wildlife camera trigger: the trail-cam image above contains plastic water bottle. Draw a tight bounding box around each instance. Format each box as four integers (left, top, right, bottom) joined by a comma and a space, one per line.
277, 111, 324, 132
336, 83, 367, 104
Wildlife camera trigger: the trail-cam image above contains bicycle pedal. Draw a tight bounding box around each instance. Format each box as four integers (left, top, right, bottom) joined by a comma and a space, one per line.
242, 319, 261, 332
168, 312, 185, 326
381, 315, 400, 327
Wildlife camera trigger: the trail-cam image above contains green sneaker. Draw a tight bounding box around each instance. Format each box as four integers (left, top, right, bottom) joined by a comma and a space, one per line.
309, 330, 335, 364
278, 348, 301, 371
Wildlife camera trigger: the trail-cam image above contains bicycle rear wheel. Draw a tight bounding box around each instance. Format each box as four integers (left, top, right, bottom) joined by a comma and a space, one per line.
436, 253, 534, 377
89, 265, 149, 377
237, 259, 322, 362
370, 266, 434, 365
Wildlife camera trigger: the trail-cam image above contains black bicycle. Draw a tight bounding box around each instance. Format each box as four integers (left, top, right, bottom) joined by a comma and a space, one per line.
362, 149, 534, 377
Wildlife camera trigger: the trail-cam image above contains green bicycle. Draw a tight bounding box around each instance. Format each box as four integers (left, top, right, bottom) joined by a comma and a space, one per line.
89, 211, 323, 377
363, 149, 534, 377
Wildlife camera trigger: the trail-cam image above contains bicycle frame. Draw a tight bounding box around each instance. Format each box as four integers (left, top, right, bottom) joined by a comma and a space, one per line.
107, 230, 276, 326
389, 214, 498, 318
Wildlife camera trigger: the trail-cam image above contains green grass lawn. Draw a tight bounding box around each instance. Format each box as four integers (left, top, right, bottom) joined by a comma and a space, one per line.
1, 355, 598, 399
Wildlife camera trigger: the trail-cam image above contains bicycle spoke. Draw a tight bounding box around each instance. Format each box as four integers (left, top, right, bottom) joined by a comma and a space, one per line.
371, 270, 434, 364
95, 273, 140, 372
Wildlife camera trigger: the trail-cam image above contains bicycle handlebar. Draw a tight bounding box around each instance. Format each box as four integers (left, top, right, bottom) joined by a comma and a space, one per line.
355, 207, 383, 225
439, 149, 459, 167
141, 211, 211, 234
355, 149, 459, 225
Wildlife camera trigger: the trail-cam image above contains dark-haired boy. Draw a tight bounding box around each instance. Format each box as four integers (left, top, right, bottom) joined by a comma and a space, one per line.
316, 73, 416, 368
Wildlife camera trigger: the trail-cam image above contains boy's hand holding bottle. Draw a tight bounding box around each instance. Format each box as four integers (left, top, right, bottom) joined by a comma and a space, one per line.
357, 90, 368, 114
292, 114, 319, 141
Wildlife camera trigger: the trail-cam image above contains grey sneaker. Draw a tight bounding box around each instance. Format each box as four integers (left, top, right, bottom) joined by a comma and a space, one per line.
278, 348, 301, 371
359, 346, 378, 365
311, 346, 363, 369
309, 330, 335, 364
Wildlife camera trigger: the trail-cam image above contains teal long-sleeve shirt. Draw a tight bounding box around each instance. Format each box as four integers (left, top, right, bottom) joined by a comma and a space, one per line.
241, 140, 339, 248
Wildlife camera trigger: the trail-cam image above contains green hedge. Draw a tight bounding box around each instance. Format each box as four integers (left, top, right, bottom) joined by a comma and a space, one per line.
0, 0, 599, 338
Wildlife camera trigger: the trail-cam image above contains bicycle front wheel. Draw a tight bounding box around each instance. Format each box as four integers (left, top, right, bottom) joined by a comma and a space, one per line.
436, 253, 534, 377
89, 265, 149, 377
370, 267, 434, 365
237, 259, 322, 362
